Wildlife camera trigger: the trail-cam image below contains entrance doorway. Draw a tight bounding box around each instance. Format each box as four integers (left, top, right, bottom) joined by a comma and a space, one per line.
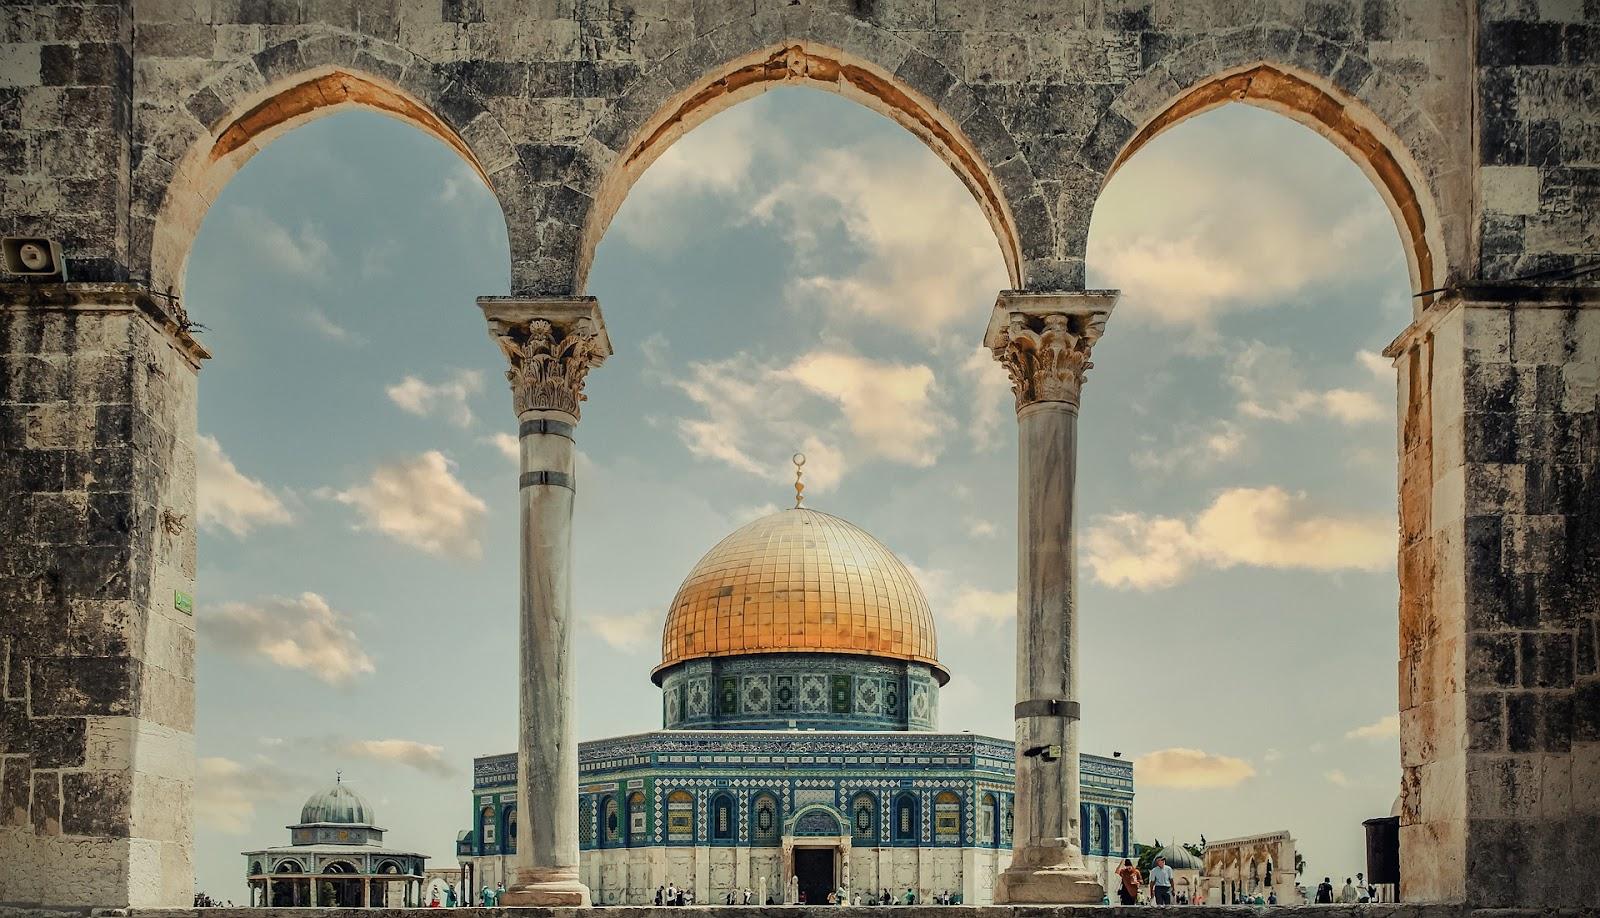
794, 848, 836, 904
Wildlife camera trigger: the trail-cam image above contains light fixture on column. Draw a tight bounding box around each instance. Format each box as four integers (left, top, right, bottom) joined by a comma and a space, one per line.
2, 237, 66, 280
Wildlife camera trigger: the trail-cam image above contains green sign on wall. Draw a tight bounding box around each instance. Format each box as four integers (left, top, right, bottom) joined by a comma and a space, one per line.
174, 591, 194, 615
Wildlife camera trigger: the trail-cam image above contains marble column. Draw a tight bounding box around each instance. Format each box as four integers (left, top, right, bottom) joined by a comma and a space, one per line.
987, 291, 1116, 905
479, 296, 612, 907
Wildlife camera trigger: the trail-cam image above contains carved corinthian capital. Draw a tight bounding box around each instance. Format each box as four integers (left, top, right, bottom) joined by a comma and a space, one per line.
478, 297, 613, 420
984, 291, 1118, 411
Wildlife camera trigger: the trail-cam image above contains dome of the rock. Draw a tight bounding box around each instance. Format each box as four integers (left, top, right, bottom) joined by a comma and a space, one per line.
654, 507, 946, 684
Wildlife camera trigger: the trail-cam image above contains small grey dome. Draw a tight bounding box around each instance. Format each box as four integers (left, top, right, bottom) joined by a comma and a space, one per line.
1156, 843, 1202, 870
299, 779, 372, 825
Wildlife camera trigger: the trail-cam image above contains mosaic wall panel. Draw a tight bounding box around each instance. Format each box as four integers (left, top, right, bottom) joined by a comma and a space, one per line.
657, 654, 943, 731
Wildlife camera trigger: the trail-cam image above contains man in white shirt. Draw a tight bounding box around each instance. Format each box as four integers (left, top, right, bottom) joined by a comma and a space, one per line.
1149, 856, 1176, 905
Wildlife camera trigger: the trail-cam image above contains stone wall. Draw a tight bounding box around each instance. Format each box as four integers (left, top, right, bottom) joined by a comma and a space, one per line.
0, 284, 203, 909
4, 0, 1488, 298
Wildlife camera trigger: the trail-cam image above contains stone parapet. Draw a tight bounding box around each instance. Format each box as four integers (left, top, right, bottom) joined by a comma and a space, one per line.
5, 905, 1592, 918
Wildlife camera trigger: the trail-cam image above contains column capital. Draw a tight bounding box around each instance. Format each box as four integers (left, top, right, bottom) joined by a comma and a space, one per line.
478, 296, 613, 420
984, 290, 1117, 412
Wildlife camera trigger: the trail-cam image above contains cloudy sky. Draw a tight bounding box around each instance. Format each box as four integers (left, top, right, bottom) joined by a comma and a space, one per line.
187, 88, 1409, 898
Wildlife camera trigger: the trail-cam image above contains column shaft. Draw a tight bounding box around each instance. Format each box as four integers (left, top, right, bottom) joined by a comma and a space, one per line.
1014, 400, 1081, 853
515, 410, 580, 889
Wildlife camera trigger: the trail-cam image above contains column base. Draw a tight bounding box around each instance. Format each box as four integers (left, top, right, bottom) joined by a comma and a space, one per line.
994, 844, 1105, 904
499, 867, 592, 906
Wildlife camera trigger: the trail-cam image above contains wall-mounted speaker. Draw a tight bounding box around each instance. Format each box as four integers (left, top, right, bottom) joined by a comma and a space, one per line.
2, 237, 66, 280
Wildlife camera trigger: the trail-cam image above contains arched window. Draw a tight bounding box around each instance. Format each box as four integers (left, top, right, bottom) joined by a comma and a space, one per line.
578, 798, 594, 846
933, 791, 961, 844
850, 792, 877, 844
1110, 809, 1126, 856
250, 861, 263, 876
503, 807, 518, 855
1265, 859, 1274, 888
893, 793, 919, 843
667, 790, 694, 842
1090, 807, 1106, 855
1002, 798, 1013, 845
711, 793, 736, 843
323, 861, 355, 874
627, 791, 646, 844
480, 805, 496, 847
602, 796, 621, 847
752, 793, 779, 846
274, 860, 302, 874
1249, 859, 1260, 890
979, 793, 998, 846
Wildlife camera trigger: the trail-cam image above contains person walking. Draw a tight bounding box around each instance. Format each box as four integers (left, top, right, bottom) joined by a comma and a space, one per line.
1149, 855, 1175, 906
655, 886, 664, 906
1315, 877, 1334, 903
1115, 859, 1141, 906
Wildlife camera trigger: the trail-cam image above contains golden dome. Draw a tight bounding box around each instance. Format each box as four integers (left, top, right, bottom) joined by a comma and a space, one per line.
654, 508, 947, 683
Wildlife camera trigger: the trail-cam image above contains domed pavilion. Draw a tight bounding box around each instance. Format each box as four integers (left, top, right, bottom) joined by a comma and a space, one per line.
243, 777, 428, 907
456, 494, 1135, 905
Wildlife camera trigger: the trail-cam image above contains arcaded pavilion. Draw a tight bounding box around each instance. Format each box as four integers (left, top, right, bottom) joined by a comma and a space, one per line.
457, 503, 1134, 905
243, 779, 429, 908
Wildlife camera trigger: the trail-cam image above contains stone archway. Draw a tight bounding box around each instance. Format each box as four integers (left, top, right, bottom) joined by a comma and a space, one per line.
571, 41, 1030, 296
146, 60, 511, 300
1098, 59, 1447, 307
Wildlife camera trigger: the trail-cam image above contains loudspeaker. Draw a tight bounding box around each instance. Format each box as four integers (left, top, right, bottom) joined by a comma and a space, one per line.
2, 237, 66, 280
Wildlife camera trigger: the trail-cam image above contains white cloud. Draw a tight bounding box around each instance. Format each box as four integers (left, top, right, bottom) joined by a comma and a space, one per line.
752, 145, 1007, 339
196, 434, 292, 537
195, 757, 301, 834
782, 352, 942, 466
438, 160, 488, 206
584, 609, 659, 654
483, 432, 520, 462
1346, 714, 1400, 740
1263, 748, 1283, 763
232, 205, 331, 280
670, 350, 946, 492
908, 564, 1014, 635
1357, 349, 1394, 382
201, 592, 375, 685
337, 739, 454, 777
961, 344, 1012, 451
1134, 747, 1257, 789
967, 518, 998, 539
326, 451, 488, 559
945, 586, 1015, 632
611, 105, 764, 251
303, 308, 363, 345
1325, 769, 1353, 787
1228, 342, 1387, 426
1131, 421, 1247, 476
1084, 486, 1393, 590
618, 109, 1006, 337
386, 370, 483, 427
1088, 150, 1393, 326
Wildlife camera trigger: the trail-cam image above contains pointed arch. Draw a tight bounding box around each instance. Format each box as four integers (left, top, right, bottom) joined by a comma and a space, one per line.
144, 50, 512, 300
1096, 56, 1446, 307
572, 41, 1031, 295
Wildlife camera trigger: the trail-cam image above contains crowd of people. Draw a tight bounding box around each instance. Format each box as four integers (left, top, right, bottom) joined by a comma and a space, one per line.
650, 884, 962, 906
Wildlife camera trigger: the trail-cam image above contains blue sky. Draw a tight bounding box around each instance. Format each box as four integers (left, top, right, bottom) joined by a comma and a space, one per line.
187, 88, 1408, 899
